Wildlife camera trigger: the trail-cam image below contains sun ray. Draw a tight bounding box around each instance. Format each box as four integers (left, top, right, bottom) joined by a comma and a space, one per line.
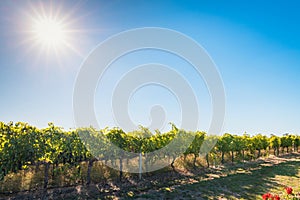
15, 1, 90, 69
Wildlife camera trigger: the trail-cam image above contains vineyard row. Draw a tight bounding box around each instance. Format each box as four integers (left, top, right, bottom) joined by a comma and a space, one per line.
0, 121, 299, 189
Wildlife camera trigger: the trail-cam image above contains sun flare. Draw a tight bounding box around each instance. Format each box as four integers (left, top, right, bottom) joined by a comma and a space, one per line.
32, 17, 66, 47
21, 1, 85, 65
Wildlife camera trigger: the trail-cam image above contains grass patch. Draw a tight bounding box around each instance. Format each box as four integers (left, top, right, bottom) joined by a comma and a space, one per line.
137, 156, 300, 199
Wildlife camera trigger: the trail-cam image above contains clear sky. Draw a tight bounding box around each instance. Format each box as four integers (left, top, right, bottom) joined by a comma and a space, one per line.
0, 0, 300, 135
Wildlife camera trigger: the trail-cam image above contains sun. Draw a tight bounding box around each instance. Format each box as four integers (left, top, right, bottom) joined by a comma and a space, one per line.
32, 17, 67, 48
19, 1, 85, 67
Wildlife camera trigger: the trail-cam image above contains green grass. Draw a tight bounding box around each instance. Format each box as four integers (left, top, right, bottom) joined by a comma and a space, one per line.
137, 156, 300, 199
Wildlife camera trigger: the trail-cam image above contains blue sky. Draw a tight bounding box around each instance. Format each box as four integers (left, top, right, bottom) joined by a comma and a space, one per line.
0, 0, 300, 135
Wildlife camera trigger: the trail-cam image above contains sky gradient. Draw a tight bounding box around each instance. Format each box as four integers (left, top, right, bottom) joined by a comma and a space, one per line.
0, 0, 300, 135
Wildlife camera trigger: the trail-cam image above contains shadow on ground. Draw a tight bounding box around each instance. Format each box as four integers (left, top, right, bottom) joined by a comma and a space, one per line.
140, 159, 300, 200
